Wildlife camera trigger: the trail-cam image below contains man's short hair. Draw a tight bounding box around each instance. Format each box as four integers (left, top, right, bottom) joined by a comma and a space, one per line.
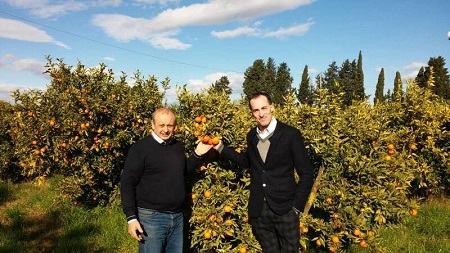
152, 108, 177, 125
248, 91, 272, 109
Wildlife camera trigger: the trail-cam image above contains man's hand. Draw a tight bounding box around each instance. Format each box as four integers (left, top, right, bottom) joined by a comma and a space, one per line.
128, 220, 144, 241
195, 142, 213, 156
212, 140, 223, 150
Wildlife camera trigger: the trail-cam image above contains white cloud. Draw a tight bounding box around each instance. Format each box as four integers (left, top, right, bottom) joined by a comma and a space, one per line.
93, 0, 122, 7
0, 18, 70, 48
134, 0, 179, 5
165, 71, 245, 103
0, 83, 46, 103
212, 21, 314, 39
0, 54, 48, 76
102, 56, 115, 61
403, 62, 427, 70
30, 1, 87, 19
309, 68, 319, 75
212, 26, 260, 39
263, 21, 315, 39
93, 0, 315, 49
403, 71, 419, 80
400, 61, 427, 81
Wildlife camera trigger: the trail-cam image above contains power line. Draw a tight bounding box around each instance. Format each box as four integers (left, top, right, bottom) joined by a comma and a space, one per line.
0, 10, 241, 73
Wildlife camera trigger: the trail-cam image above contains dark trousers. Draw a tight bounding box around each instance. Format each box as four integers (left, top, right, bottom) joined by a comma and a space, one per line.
251, 202, 300, 253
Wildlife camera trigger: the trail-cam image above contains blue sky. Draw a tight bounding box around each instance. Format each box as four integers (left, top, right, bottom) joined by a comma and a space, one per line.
1, 0, 449, 104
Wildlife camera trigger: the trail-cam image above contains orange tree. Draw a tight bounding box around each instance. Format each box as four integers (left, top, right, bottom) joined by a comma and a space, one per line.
0, 100, 18, 181
4, 57, 168, 206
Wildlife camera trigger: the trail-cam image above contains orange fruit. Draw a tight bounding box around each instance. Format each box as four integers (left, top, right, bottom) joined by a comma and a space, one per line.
353, 228, 361, 237
331, 235, 340, 244
359, 240, 368, 248
410, 144, 418, 151
201, 116, 207, 123
329, 246, 337, 252
238, 247, 247, 253
409, 209, 418, 216
49, 119, 56, 126
387, 144, 395, 150
194, 116, 202, 123
203, 230, 211, 239
301, 227, 308, 233
326, 197, 333, 204
204, 190, 212, 198
32, 140, 37, 145
194, 131, 201, 137
315, 239, 321, 246
211, 136, 220, 145
224, 205, 232, 213
384, 155, 392, 161
299, 222, 304, 229
202, 135, 211, 144
388, 149, 395, 154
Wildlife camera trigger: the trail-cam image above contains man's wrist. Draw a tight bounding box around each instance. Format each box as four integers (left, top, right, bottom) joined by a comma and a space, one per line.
193, 150, 202, 158
127, 218, 137, 224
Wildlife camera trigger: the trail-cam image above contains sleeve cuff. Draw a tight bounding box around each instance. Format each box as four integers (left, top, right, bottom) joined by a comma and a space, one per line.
126, 215, 137, 222
193, 151, 202, 159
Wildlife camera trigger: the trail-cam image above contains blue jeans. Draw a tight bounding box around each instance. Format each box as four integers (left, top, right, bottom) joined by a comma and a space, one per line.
138, 208, 184, 253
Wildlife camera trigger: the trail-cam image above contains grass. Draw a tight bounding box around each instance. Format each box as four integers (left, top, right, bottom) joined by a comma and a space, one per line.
0, 176, 136, 253
1, 177, 449, 252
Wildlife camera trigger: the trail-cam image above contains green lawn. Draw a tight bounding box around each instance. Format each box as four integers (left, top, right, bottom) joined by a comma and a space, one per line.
1, 177, 449, 252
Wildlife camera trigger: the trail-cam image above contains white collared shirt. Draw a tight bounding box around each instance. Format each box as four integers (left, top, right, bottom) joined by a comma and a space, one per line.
257, 118, 277, 139
151, 131, 166, 144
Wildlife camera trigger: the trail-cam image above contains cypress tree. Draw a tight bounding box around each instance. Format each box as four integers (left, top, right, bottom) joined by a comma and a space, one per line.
264, 57, 277, 96
297, 65, 311, 104
356, 51, 366, 100
425, 56, 450, 99
393, 71, 403, 102
274, 62, 293, 105
211, 76, 232, 97
243, 59, 266, 98
374, 68, 385, 105
339, 59, 354, 106
415, 66, 427, 88
323, 61, 339, 94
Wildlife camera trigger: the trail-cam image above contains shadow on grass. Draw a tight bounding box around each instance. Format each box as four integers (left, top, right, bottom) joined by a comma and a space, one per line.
0, 183, 14, 206
0, 206, 104, 253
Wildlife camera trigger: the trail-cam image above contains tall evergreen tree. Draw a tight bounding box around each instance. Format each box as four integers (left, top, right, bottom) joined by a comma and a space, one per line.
374, 68, 385, 104
211, 76, 232, 97
425, 56, 450, 99
297, 65, 312, 104
273, 62, 293, 105
243, 59, 266, 98
323, 61, 340, 94
393, 71, 403, 101
264, 57, 277, 96
355, 51, 366, 99
415, 66, 427, 88
339, 59, 355, 106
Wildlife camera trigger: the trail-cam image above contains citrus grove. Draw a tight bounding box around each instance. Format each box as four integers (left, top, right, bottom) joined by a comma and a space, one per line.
1, 58, 449, 252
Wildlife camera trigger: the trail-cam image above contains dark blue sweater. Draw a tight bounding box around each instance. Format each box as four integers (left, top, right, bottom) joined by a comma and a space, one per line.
120, 136, 202, 221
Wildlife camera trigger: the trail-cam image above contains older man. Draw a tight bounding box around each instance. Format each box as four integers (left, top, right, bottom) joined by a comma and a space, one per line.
120, 108, 212, 253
